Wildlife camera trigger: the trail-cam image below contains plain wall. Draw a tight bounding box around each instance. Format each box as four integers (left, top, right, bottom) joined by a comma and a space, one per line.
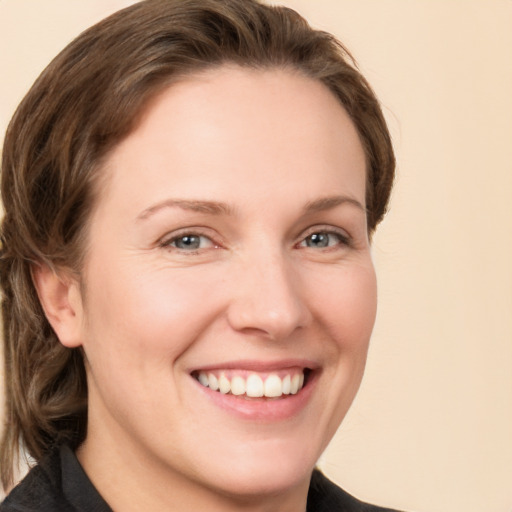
1, 1, 511, 511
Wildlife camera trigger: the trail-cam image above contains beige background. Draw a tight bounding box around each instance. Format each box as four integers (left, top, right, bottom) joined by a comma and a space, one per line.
1, 1, 511, 511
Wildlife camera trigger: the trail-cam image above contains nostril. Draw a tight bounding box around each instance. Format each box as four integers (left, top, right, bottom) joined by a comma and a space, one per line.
225, 262, 311, 340
226, 299, 310, 342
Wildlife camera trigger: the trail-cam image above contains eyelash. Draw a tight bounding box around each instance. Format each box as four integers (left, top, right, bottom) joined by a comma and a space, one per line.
159, 226, 351, 254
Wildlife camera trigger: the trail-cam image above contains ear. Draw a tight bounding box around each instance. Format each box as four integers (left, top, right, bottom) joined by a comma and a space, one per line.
31, 263, 84, 348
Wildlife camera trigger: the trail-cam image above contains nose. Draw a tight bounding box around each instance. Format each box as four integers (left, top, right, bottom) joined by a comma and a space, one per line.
226, 249, 311, 341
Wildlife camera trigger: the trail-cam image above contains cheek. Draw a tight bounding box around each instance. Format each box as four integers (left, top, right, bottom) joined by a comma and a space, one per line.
306, 262, 377, 446
311, 262, 377, 352
78, 263, 224, 424
82, 260, 223, 362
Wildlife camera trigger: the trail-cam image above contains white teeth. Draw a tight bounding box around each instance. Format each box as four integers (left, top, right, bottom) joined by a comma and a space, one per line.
290, 374, 300, 395
282, 374, 291, 395
264, 374, 282, 398
231, 375, 246, 396
246, 374, 264, 397
196, 370, 307, 398
198, 372, 209, 387
219, 373, 231, 394
208, 373, 219, 391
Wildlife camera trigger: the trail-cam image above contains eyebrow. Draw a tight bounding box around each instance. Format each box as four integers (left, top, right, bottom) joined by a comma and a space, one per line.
303, 195, 366, 214
137, 199, 234, 220
137, 194, 365, 221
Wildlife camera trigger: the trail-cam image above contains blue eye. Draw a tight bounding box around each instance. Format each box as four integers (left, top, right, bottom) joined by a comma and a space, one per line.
166, 234, 214, 251
301, 231, 348, 248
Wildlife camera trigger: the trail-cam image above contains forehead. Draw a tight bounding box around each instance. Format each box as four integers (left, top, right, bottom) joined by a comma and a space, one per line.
95, 65, 366, 217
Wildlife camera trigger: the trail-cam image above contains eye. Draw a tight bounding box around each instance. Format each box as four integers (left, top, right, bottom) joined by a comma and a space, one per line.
299, 230, 349, 249
163, 233, 215, 251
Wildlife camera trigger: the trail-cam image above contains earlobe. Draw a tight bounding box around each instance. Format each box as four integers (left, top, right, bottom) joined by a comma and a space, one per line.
31, 263, 84, 348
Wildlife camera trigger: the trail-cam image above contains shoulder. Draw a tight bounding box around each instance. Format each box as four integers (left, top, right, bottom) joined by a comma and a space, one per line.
1, 448, 73, 512
1, 446, 111, 512
307, 469, 405, 512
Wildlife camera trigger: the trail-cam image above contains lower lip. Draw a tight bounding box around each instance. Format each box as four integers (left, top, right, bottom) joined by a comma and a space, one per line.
192, 371, 318, 422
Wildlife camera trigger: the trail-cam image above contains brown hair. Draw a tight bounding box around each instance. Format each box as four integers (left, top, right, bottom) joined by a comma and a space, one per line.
0, 0, 394, 490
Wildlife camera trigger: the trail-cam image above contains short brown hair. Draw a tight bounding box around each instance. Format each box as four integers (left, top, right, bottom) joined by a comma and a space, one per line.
0, 0, 394, 489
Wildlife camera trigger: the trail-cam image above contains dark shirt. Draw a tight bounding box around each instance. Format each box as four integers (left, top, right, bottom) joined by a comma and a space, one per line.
1, 446, 402, 511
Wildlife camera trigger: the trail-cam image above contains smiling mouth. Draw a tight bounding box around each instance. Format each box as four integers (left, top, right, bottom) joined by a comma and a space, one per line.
192, 368, 311, 399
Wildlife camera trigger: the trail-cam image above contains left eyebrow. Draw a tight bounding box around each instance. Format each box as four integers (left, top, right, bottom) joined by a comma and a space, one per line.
303, 195, 366, 214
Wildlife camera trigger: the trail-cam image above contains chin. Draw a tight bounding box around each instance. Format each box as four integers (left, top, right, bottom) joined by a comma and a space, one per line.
191, 435, 320, 499
212, 459, 313, 500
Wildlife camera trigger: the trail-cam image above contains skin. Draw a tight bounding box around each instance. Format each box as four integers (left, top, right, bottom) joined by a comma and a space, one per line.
35, 66, 377, 511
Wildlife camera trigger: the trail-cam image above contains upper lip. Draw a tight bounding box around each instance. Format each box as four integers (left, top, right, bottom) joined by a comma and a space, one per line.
189, 359, 319, 373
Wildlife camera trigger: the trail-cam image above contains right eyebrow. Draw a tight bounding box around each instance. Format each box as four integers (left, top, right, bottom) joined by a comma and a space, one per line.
136, 199, 235, 221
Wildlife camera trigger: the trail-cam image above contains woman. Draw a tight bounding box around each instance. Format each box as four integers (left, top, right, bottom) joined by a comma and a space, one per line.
0, 0, 396, 510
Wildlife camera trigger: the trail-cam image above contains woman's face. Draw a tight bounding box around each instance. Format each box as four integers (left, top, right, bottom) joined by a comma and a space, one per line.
74, 66, 376, 502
